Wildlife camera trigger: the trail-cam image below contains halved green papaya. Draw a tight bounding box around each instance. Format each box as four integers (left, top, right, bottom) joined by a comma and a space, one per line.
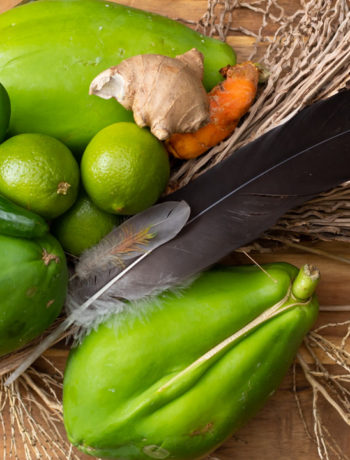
63, 263, 318, 460
0, 233, 68, 356
0, 0, 236, 154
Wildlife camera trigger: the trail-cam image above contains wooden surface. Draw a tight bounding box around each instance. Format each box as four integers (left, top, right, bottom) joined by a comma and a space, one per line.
1, 1, 349, 459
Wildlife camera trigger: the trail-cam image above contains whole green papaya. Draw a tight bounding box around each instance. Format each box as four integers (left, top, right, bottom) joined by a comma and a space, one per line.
63, 263, 318, 460
0, 0, 236, 154
0, 233, 68, 356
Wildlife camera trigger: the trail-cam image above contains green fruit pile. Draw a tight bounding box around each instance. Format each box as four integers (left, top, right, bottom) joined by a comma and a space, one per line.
0, 79, 171, 358
0, 84, 170, 250
0, 58, 173, 367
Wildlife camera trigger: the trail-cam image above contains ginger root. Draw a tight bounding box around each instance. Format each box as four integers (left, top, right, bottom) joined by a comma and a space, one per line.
89, 49, 210, 141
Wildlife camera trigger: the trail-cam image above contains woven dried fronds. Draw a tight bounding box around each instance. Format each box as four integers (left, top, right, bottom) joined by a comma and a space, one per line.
295, 319, 350, 460
269, 182, 350, 244
240, 182, 350, 258
195, 0, 237, 41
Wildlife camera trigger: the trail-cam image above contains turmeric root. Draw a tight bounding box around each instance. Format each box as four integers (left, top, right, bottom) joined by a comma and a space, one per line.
165, 61, 259, 159
89, 49, 210, 141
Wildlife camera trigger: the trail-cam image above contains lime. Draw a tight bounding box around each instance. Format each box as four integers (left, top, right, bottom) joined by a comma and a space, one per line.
52, 190, 121, 256
0, 133, 79, 219
81, 122, 170, 215
0, 82, 10, 143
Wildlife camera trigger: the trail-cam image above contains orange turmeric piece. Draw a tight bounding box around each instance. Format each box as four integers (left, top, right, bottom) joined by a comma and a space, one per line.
165, 61, 259, 159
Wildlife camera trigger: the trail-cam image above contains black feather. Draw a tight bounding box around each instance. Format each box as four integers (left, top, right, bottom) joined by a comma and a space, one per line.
111, 89, 350, 298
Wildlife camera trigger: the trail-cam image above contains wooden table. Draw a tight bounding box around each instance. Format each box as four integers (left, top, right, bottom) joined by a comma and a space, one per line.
0, 1, 349, 459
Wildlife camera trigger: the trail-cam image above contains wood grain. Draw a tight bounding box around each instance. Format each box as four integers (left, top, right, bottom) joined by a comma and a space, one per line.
0, 1, 349, 459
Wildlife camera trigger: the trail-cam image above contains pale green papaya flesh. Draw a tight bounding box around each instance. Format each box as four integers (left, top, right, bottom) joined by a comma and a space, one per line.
63, 263, 318, 460
0, 233, 68, 356
0, 0, 236, 154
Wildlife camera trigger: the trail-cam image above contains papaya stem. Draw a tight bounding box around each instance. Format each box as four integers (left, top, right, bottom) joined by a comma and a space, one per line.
292, 264, 320, 300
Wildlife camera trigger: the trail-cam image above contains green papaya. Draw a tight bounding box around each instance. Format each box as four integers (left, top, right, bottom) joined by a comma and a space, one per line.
0, 82, 10, 143
63, 263, 318, 460
0, 0, 236, 154
0, 233, 68, 356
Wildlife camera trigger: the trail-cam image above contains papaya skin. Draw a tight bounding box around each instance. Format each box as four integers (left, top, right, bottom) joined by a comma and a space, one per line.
63, 263, 318, 460
0, 233, 68, 356
0, 0, 236, 154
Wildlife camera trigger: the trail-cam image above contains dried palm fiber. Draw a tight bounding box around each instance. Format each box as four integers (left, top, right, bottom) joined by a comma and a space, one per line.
0, 0, 350, 459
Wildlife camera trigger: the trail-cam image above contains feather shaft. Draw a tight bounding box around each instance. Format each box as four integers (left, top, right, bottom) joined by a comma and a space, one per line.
188, 130, 349, 224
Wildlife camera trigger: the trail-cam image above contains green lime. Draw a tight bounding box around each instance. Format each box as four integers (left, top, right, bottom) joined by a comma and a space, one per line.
52, 190, 121, 256
81, 122, 170, 215
0, 133, 79, 219
0, 82, 10, 143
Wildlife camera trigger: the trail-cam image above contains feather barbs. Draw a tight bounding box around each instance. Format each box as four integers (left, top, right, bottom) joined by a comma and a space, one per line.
110, 225, 155, 256
77, 223, 156, 279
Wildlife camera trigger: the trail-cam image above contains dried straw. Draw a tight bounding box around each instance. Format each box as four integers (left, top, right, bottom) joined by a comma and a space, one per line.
295, 322, 350, 460
1, 0, 350, 459
0, 361, 82, 460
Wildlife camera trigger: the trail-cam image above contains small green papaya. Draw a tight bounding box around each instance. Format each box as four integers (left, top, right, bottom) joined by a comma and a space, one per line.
0, 233, 68, 356
0, 0, 236, 154
63, 263, 318, 460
